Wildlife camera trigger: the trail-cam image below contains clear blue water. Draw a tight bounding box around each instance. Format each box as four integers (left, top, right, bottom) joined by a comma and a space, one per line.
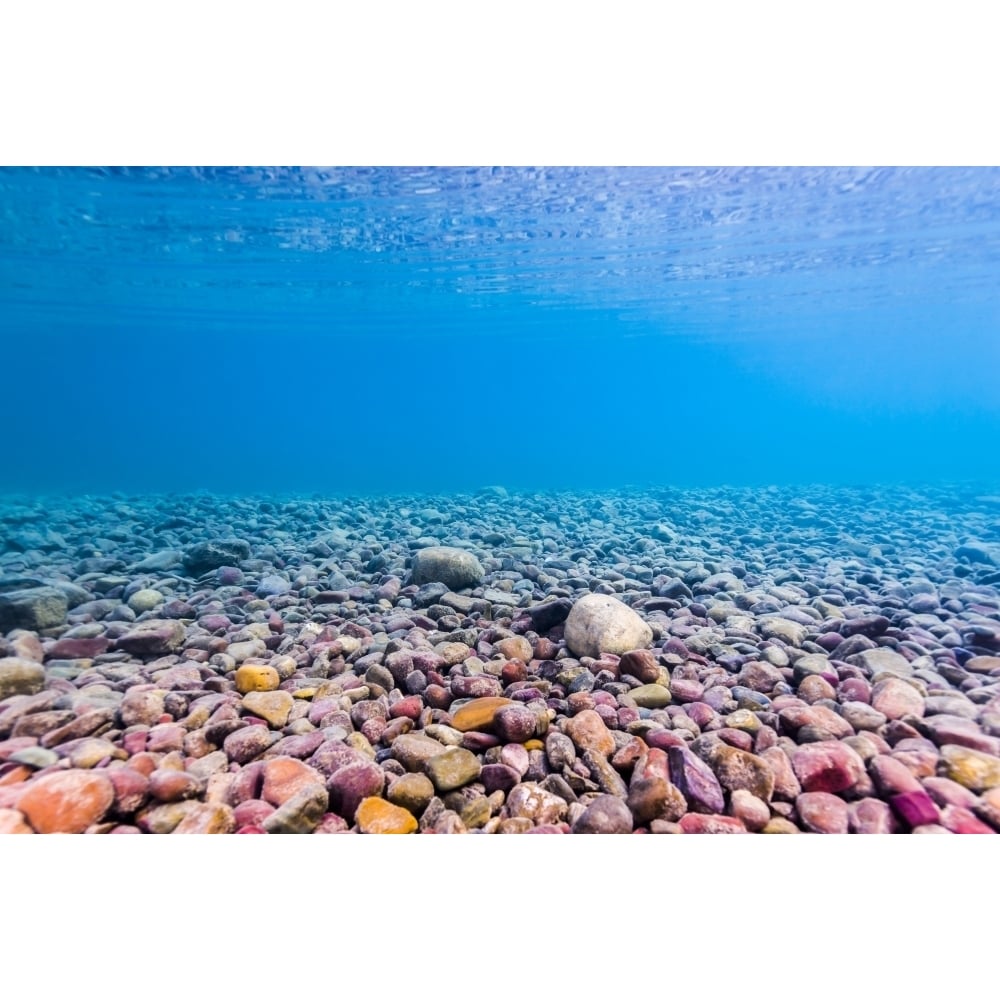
2, 165, 999, 496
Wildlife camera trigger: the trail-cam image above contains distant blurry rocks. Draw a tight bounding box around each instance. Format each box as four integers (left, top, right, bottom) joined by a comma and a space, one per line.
0, 656, 46, 699
564, 593, 653, 659
408, 546, 485, 591
0, 584, 68, 632
182, 538, 251, 576
955, 542, 996, 566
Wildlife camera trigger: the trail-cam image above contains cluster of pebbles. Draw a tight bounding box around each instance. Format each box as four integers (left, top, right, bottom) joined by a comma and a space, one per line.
1, 483, 999, 834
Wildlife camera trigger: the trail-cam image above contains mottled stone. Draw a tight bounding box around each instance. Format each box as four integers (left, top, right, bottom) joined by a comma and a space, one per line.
848, 797, 897, 834
790, 741, 866, 794
728, 789, 770, 832
668, 745, 725, 814
18, 769, 114, 833
708, 745, 775, 801
872, 678, 925, 720
796, 791, 849, 834
387, 772, 435, 815
941, 745, 1000, 792
148, 769, 202, 803
0, 657, 47, 701
627, 776, 687, 825
118, 688, 167, 728
502, 782, 568, 825
172, 802, 236, 834
572, 794, 633, 834
0, 587, 67, 632
262, 784, 329, 834
493, 705, 539, 744
356, 796, 417, 834
409, 546, 485, 590
424, 747, 481, 793
223, 725, 280, 764
241, 691, 294, 728
261, 756, 325, 807
679, 813, 748, 834
328, 761, 385, 821
564, 709, 615, 757
391, 732, 449, 772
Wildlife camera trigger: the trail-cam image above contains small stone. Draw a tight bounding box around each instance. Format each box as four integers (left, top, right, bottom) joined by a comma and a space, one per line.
619, 649, 663, 684
261, 757, 325, 807
241, 691, 294, 728
127, 589, 164, 613
502, 782, 568, 825
572, 794, 633, 834
356, 797, 418, 834
262, 784, 329, 834
409, 546, 485, 590
223, 725, 280, 764
115, 619, 186, 657
728, 789, 770, 832
0, 658, 45, 700
890, 790, 942, 829
846, 647, 913, 678
790, 741, 866, 794
493, 705, 538, 743
387, 772, 435, 815
941, 745, 1000, 792
18, 769, 114, 833
424, 747, 481, 793
626, 683, 672, 709
0, 586, 68, 632
708, 745, 775, 801
848, 797, 897, 834
796, 791, 849, 834
172, 802, 236, 834
450, 697, 514, 733
328, 761, 385, 821
391, 733, 450, 771
235, 664, 281, 694
871, 678, 925, 720
627, 776, 686, 825
668, 745, 725, 814
564, 709, 615, 757
678, 813, 748, 834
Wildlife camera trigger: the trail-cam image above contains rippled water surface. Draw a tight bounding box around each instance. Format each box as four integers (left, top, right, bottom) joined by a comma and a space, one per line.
2, 166, 999, 495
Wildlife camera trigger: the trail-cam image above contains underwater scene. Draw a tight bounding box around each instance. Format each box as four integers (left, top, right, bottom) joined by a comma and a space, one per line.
2, 165, 999, 834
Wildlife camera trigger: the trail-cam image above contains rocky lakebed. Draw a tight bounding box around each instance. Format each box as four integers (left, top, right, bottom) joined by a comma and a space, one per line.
2, 483, 1000, 835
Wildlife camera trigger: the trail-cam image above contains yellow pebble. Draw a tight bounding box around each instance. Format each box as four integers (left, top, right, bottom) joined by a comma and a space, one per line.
234, 664, 281, 694
523, 739, 545, 752
356, 797, 417, 834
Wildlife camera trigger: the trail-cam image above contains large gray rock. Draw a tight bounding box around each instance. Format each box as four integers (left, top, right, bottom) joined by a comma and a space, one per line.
564, 593, 653, 659
0, 586, 68, 632
183, 539, 251, 575
0, 657, 46, 699
409, 546, 485, 591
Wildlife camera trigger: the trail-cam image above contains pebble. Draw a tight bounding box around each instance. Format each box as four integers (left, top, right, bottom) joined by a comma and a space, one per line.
18, 769, 114, 833
356, 797, 418, 834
